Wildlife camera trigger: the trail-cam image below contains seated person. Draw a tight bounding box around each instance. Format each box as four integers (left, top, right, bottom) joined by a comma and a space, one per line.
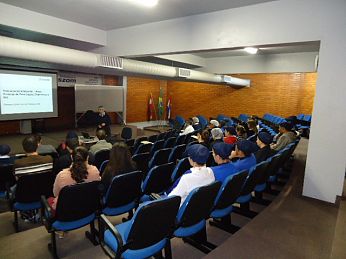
270, 122, 297, 151
255, 132, 276, 163
230, 140, 257, 173
223, 126, 237, 144
208, 119, 220, 132
192, 117, 202, 131
35, 135, 58, 156
50, 146, 100, 211
56, 130, 79, 157
168, 144, 215, 206
15, 135, 53, 169
180, 119, 195, 135
197, 129, 210, 149
211, 142, 238, 182
89, 129, 112, 155
236, 125, 247, 140
247, 119, 259, 142
0, 144, 15, 165
101, 142, 137, 190
210, 128, 224, 149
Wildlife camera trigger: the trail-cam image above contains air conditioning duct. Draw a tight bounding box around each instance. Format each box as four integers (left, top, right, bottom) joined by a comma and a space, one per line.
0, 36, 250, 87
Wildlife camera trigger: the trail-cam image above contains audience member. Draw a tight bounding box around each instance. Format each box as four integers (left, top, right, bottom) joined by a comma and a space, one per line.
230, 140, 257, 172
210, 128, 224, 149
0, 144, 15, 165
255, 132, 276, 163
56, 130, 79, 157
180, 119, 195, 135
89, 129, 112, 155
14, 136, 53, 169
247, 119, 259, 141
101, 142, 137, 190
35, 135, 58, 156
271, 122, 297, 151
208, 119, 220, 130
168, 144, 214, 206
197, 129, 210, 149
53, 138, 79, 175
224, 126, 237, 144
236, 125, 247, 140
50, 146, 100, 211
211, 142, 238, 182
192, 117, 202, 131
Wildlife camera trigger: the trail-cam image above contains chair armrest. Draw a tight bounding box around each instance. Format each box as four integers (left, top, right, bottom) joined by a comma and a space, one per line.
99, 214, 124, 249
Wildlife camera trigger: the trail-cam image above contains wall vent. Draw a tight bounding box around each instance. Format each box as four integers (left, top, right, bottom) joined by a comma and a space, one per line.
177, 68, 191, 78
222, 75, 250, 87
98, 55, 123, 69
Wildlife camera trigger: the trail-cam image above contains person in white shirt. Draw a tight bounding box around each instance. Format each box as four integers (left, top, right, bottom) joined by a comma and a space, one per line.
180, 119, 195, 136
169, 144, 215, 206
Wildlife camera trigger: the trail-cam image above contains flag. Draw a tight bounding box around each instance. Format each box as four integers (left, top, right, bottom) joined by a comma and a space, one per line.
148, 93, 155, 120
158, 88, 164, 120
166, 97, 171, 120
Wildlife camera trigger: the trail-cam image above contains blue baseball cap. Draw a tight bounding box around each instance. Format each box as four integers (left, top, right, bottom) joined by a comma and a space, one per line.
257, 132, 273, 145
187, 144, 210, 164
0, 144, 11, 156
212, 142, 233, 159
236, 140, 256, 156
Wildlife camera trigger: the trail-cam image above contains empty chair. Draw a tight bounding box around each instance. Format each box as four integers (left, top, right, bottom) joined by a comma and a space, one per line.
149, 139, 165, 157
209, 170, 249, 233
141, 162, 176, 200
173, 181, 221, 253
132, 137, 148, 154
132, 152, 150, 176
0, 164, 15, 199
196, 115, 208, 129
133, 143, 153, 155
148, 148, 172, 169
168, 144, 186, 163
157, 131, 167, 141
42, 181, 101, 258
100, 196, 181, 259
175, 134, 186, 146
148, 134, 158, 143
94, 149, 110, 170
121, 127, 132, 140
10, 170, 55, 232
102, 171, 142, 218
171, 157, 191, 183
164, 137, 176, 149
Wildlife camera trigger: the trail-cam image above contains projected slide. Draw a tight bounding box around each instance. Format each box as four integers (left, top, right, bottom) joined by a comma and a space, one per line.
0, 74, 53, 114
0, 70, 57, 121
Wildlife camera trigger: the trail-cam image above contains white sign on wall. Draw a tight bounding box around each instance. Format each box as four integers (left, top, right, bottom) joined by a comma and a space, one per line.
58, 72, 102, 87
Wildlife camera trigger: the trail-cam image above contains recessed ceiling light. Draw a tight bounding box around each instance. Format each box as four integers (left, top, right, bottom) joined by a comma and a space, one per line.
243, 47, 258, 54
130, 0, 159, 7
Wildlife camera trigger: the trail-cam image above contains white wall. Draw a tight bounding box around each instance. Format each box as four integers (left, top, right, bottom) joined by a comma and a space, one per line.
102, 0, 346, 203
197, 52, 318, 74
0, 3, 106, 46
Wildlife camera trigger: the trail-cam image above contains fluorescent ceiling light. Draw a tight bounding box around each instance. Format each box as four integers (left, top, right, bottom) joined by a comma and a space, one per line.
130, 0, 159, 7
243, 47, 258, 54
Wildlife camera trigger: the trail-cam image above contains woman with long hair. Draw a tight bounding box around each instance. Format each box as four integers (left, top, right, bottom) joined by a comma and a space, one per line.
101, 142, 137, 190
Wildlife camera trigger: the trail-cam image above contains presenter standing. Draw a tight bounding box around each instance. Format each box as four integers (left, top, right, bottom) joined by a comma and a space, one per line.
96, 106, 111, 138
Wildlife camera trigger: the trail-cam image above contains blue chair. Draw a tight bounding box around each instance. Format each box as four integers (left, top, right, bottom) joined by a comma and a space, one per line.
99, 160, 109, 175
174, 134, 186, 146
196, 115, 208, 129
168, 144, 186, 163
148, 134, 158, 143
102, 171, 142, 219
163, 137, 176, 148
0, 164, 15, 199
132, 152, 150, 176
41, 181, 102, 258
170, 157, 191, 183
157, 131, 167, 141
94, 149, 110, 170
100, 195, 181, 259
149, 139, 165, 157
148, 148, 172, 169
133, 143, 153, 155
121, 127, 132, 141
209, 171, 248, 233
173, 181, 221, 253
175, 116, 185, 129
132, 137, 148, 154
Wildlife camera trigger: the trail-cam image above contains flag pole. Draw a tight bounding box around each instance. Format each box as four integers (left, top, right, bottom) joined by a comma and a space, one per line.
151, 92, 158, 122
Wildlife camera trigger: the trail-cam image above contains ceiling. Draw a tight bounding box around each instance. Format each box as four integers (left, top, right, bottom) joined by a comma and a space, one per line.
0, 0, 277, 30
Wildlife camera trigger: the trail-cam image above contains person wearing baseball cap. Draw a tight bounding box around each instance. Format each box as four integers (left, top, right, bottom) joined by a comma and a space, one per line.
0, 144, 15, 165
210, 128, 224, 149
168, 144, 215, 206
255, 132, 276, 163
211, 142, 238, 182
230, 140, 257, 173
270, 122, 297, 151
209, 119, 220, 129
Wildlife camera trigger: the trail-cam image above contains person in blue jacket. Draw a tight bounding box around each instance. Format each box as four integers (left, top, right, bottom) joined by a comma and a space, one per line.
211, 142, 238, 182
230, 140, 257, 172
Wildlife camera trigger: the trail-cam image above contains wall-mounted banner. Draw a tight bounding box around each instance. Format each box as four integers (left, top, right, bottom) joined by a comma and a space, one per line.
58, 72, 102, 87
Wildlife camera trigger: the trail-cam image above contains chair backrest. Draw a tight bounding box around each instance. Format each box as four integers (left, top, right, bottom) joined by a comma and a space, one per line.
125, 139, 135, 147
164, 137, 176, 148
104, 171, 142, 208
99, 160, 109, 175
251, 161, 270, 187
175, 134, 186, 146
171, 157, 191, 183
121, 127, 133, 140
15, 170, 55, 203
157, 132, 167, 141
149, 140, 165, 157
94, 149, 110, 169
125, 196, 181, 250
168, 144, 186, 163
239, 168, 259, 197
184, 132, 195, 144
133, 137, 148, 152
177, 181, 221, 228
0, 164, 15, 192
213, 170, 248, 211
55, 181, 101, 221
149, 148, 172, 169
264, 153, 282, 179
142, 162, 175, 194
134, 143, 153, 155
132, 153, 150, 175
148, 134, 158, 143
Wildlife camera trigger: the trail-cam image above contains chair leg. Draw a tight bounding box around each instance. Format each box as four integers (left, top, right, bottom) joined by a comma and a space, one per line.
86, 221, 99, 245
209, 215, 240, 234
13, 210, 19, 232
233, 203, 258, 218
251, 192, 272, 206
164, 240, 173, 259
48, 231, 59, 259
183, 227, 216, 253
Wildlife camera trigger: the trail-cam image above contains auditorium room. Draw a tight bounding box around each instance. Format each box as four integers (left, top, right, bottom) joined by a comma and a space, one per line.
0, 0, 345, 258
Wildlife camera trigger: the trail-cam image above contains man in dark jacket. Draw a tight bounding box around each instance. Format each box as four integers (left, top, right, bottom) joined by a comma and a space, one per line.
255, 132, 276, 163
